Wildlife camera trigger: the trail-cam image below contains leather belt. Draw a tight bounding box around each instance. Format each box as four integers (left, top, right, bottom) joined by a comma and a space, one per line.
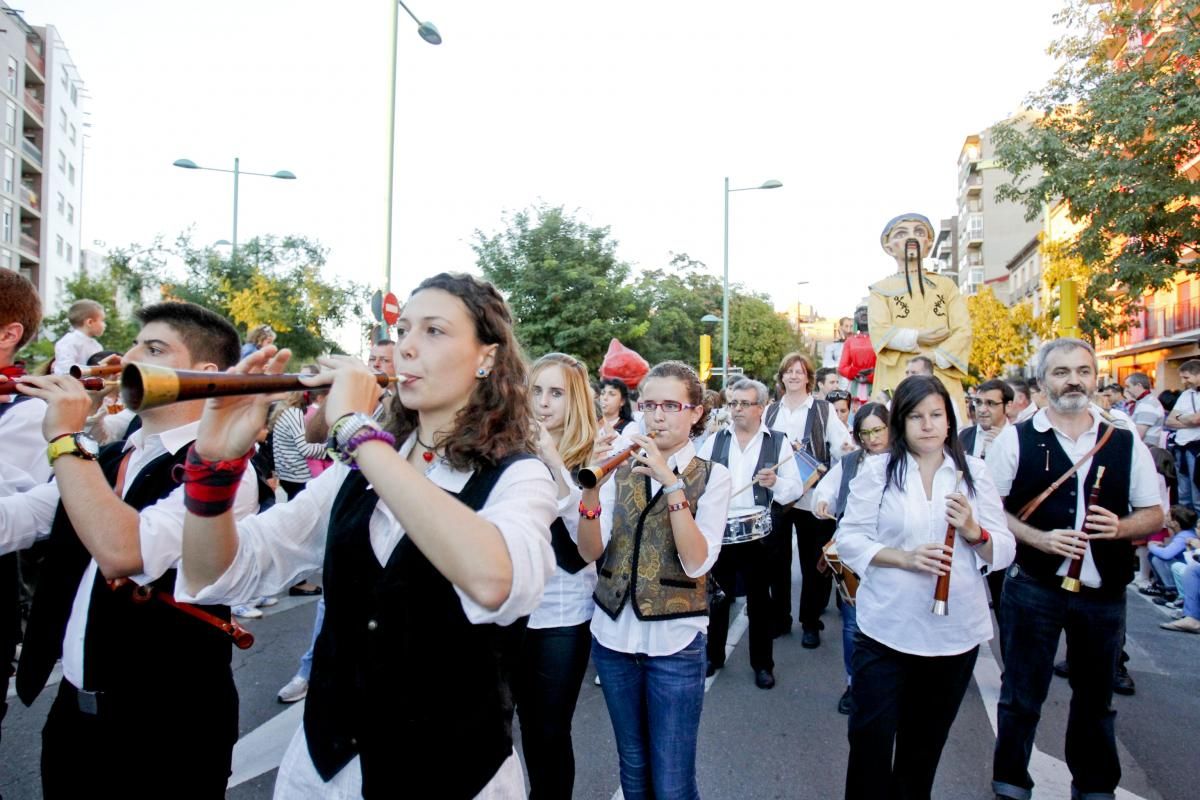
62, 680, 107, 717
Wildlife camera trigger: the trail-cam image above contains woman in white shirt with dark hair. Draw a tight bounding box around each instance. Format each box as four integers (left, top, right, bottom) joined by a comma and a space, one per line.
835, 375, 1015, 800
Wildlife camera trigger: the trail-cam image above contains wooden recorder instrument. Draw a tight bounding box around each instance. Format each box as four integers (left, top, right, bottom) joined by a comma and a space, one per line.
119, 363, 405, 412
1063, 465, 1105, 593
0, 375, 115, 396
931, 470, 965, 616
578, 432, 655, 489
70, 363, 124, 378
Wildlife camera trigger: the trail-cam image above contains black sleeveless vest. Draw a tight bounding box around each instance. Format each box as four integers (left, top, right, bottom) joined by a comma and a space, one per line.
710, 428, 787, 508
16, 441, 236, 711
960, 425, 979, 456
304, 454, 531, 799
1002, 420, 1136, 596
834, 451, 867, 520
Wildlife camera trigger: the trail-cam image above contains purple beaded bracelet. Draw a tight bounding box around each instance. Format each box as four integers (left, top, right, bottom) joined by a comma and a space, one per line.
340, 428, 397, 469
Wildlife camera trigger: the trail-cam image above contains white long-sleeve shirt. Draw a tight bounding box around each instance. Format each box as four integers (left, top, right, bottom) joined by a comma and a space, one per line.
834, 452, 1015, 657
696, 422, 803, 509
589, 441, 732, 657
767, 395, 851, 512
0, 420, 260, 687
52, 328, 103, 375
528, 464, 597, 630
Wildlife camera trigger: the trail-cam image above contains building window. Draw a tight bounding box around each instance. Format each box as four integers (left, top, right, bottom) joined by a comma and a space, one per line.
66, 203, 73, 224
971, 268, 984, 284
56, 191, 64, 213
2, 202, 12, 243
65, 242, 72, 263
6, 57, 16, 94
55, 234, 63, 256
4, 101, 14, 145
69, 123, 76, 144
60, 65, 67, 89
67, 163, 75, 185
57, 149, 65, 172
0, 248, 10, 269
3, 150, 12, 194
59, 107, 66, 132
70, 84, 78, 106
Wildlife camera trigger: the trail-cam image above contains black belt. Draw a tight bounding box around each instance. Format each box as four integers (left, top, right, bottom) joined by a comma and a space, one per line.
1008, 563, 1125, 600
61, 680, 108, 717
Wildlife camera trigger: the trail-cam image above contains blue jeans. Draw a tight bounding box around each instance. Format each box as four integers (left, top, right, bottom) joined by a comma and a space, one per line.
837, 594, 858, 683
296, 597, 325, 681
993, 565, 1125, 800
1173, 560, 1200, 618
592, 633, 706, 800
1175, 447, 1199, 514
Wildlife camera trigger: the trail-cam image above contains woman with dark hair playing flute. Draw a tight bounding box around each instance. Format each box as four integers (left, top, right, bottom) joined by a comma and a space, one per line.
834, 375, 1014, 800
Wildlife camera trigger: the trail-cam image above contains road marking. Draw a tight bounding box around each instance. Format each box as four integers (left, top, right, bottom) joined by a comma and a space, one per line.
973, 646, 1151, 800
228, 700, 305, 788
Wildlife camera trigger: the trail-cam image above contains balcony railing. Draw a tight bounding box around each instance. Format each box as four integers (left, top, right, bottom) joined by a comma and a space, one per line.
25, 42, 44, 78
20, 137, 41, 165
19, 231, 39, 256
1096, 301, 1200, 352
19, 184, 37, 210
22, 89, 43, 121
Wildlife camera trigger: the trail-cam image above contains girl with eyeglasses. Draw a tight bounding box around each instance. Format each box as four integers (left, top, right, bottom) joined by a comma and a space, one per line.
813, 402, 889, 715
577, 361, 732, 800
516, 352, 599, 799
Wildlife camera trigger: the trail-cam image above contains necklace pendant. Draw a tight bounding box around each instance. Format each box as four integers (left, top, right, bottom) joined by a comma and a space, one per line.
422, 450, 434, 463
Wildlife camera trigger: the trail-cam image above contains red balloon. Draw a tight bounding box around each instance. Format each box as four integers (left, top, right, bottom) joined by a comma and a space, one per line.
600, 338, 649, 389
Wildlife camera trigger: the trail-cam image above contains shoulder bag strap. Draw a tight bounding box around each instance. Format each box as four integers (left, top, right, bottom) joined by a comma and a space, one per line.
1016, 424, 1116, 521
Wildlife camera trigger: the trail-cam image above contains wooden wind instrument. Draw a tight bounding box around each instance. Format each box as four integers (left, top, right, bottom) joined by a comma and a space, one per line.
0, 375, 114, 396
1063, 465, 1105, 593
577, 432, 656, 489
931, 470, 965, 616
70, 363, 124, 378
120, 362, 406, 412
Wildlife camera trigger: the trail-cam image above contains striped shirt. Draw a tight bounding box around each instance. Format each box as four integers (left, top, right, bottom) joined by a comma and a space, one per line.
272, 406, 327, 483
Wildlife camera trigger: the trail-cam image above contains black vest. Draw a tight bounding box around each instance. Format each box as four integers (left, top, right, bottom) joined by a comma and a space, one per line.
1002, 420, 1136, 596
710, 428, 787, 508
16, 441, 236, 710
766, 397, 830, 465
304, 454, 531, 798
961, 425, 978, 456
835, 451, 867, 519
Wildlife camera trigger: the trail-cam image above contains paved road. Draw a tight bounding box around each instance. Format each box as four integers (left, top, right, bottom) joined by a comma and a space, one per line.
2, 569, 1194, 799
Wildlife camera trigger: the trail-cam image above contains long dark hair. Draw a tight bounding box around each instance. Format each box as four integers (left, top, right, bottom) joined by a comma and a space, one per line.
884, 376, 976, 497
599, 377, 635, 428
387, 273, 535, 471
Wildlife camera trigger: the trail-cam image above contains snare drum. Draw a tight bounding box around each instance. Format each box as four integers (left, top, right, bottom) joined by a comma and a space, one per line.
723, 505, 772, 545
820, 540, 860, 606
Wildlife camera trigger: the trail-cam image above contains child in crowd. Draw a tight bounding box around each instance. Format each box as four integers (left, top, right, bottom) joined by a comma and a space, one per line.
51, 299, 105, 374
1145, 505, 1198, 604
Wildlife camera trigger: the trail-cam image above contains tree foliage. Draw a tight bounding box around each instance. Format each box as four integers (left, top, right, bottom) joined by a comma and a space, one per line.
631, 254, 724, 368
993, 0, 1200, 338
474, 205, 648, 370
966, 287, 1041, 380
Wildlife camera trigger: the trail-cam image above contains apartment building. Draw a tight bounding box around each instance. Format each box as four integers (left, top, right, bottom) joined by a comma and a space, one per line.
930, 216, 958, 279
954, 120, 1043, 300
0, 4, 85, 313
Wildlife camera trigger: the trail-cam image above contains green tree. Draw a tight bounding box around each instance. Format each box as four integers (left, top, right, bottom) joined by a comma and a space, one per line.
966, 287, 1039, 380
473, 205, 648, 370
993, 0, 1200, 338
726, 292, 802, 383
630, 253, 724, 367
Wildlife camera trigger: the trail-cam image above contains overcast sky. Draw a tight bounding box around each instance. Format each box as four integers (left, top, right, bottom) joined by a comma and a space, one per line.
19, 0, 1062, 332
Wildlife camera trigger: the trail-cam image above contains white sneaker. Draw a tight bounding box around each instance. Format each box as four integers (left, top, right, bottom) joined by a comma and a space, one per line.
278, 675, 309, 704
257, 596, 279, 608
232, 604, 263, 619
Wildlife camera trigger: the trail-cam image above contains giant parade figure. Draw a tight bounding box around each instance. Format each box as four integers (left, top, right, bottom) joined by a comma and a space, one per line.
868, 213, 970, 414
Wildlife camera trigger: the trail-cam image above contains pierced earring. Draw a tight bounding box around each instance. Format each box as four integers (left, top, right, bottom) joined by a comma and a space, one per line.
476, 368, 489, 379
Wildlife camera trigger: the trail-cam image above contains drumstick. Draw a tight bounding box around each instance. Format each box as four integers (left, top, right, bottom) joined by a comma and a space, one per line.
729, 451, 799, 500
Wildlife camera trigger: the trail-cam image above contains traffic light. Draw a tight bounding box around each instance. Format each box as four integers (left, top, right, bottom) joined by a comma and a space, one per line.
699, 334, 712, 381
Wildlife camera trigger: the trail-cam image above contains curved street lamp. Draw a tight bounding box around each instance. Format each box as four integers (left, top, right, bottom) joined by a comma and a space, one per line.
173, 157, 296, 262
722, 177, 783, 387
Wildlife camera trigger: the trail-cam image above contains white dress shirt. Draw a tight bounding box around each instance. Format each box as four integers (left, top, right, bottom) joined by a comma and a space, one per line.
1015, 402, 1038, 424
52, 328, 103, 375
696, 422, 803, 509
835, 453, 1015, 657
589, 441, 732, 657
1170, 388, 1200, 446
0, 419, 261, 687
529, 464, 597, 630
0, 393, 52, 485
767, 394, 851, 512
986, 407, 1160, 588
179, 433, 557, 798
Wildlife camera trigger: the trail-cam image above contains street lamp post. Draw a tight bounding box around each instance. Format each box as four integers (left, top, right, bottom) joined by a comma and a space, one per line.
385, 1, 442, 293
722, 177, 783, 388
173, 157, 296, 262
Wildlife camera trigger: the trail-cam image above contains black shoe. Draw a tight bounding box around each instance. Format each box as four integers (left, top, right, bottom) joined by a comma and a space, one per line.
1113, 665, 1136, 696
706, 660, 720, 678
1053, 659, 1069, 678
837, 687, 852, 715
754, 669, 775, 690
801, 629, 820, 649
1137, 583, 1164, 596
288, 582, 323, 597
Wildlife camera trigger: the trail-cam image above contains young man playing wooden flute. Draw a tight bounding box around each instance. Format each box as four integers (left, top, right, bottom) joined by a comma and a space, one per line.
0, 301, 260, 798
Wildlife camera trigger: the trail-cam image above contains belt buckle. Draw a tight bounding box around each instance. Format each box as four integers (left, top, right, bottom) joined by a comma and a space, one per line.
76, 687, 102, 716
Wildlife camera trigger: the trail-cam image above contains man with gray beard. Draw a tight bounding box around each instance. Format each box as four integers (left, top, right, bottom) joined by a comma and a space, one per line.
985, 339, 1163, 800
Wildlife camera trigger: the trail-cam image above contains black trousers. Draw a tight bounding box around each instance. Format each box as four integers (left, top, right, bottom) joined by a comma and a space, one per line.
846, 633, 979, 800
514, 621, 592, 800
707, 536, 773, 671
41, 680, 236, 799
767, 505, 836, 632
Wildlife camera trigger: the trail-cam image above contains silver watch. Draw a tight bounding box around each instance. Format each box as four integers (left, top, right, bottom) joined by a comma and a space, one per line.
661, 479, 685, 495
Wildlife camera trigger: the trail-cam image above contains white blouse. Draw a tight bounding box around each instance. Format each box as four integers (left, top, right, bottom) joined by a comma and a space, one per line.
589, 441, 732, 657
528, 464, 597, 630
835, 452, 1015, 657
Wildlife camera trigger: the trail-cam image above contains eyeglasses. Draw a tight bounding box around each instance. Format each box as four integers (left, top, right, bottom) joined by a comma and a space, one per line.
826, 390, 850, 402
726, 400, 760, 409
972, 398, 1005, 408
637, 401, 701, 414
859, 426, 887, 440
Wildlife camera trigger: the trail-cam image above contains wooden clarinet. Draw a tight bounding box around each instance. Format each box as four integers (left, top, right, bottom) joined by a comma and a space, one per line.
1063, 465, 1105, 593
931, 470, 965, 616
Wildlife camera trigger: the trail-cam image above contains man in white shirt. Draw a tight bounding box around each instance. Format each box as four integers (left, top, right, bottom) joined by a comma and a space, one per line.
1166, 359, 1200, 515
697, 379, 802, 689
822, 316, 853, 384
1124, 371, 1165, 447
960, 379, 1012, 459
3, 301, 260, 797
987, 338, 1163, 800
764, 352, 852, 647
1006, 378, 1038, 424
